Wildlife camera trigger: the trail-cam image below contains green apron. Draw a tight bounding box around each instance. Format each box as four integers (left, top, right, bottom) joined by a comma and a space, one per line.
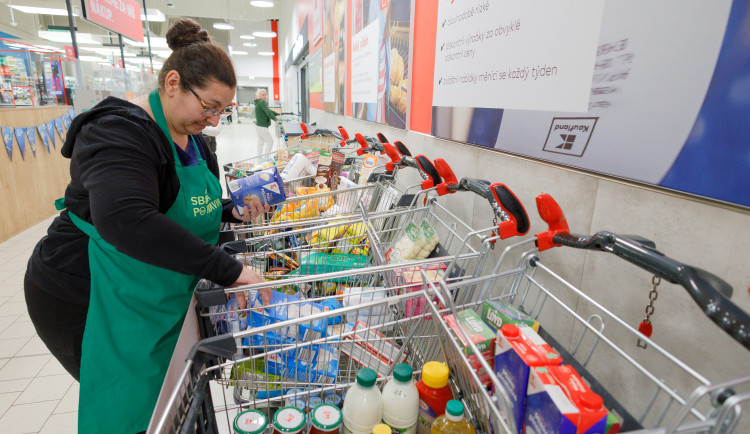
63, 89, 223, 433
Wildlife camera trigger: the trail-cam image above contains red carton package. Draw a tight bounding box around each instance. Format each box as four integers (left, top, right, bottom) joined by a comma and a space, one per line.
444, 309, 495, 387
524, 365, 609, 434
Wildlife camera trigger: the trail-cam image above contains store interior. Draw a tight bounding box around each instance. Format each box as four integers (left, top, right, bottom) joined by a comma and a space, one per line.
0, 1, 749, 433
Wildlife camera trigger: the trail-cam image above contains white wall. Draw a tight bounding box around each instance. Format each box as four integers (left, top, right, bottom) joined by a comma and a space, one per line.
311, 108, 750, 430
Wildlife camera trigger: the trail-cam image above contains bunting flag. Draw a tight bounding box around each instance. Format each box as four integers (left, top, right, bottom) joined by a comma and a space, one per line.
14, 127, 26, 160
2, 127, 13, 161
37, 124, 50, 153
45, 121, 56, 149
25, 127, 36, 157
61, 113, 71, 130
54, 118, 65, 138
67, 107, 76, 119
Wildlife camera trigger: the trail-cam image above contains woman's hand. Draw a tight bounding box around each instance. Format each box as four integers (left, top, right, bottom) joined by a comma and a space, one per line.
230, 267, 271, 306
232, 202, 270, 222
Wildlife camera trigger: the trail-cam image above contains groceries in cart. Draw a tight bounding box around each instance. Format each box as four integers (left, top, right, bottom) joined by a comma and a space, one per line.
431, 400, 476, 434
281, 152, 317, 181
444, 309, 496, 388
228, 166, 287, 215
314, 149, 346, 190
385, 220, 440, 263
417, 361, 454, 434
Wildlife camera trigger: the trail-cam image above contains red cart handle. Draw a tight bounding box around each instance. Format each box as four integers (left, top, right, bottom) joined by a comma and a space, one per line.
434, 158, 458, 196
377, 132, 389, 145
382, 142, 402, 171
534, 193, 570, 251
300, 122, 309, 140
415, 155, 441, 189
338, 126, 350, 147
394, 140, 412, 157
489, 183, 530, 239
355, 133, 370, 156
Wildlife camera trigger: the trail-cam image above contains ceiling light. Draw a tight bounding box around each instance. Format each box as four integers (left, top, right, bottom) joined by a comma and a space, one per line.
38, 31, 99, 45
242, 43, 257, 47
240, 35, 255, 40
79, 56, 106, 62
258, 51, 274, 56
10, 5, 78, 16
213, 23, 234, 30
140, 8, 166, 22
231, 50, 248, 55
253, 31, 277, 38
250, 1, 274, 7
248, 75, 255, 80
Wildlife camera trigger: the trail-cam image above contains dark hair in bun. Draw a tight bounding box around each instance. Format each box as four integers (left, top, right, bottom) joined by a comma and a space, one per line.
158, 18, 236, 91
165, 17, 211, 49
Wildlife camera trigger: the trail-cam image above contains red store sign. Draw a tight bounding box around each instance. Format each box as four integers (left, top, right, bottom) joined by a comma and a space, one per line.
81, 0, 144, 42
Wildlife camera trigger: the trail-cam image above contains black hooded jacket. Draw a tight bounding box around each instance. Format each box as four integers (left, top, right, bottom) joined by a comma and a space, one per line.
26, 96, 243, 306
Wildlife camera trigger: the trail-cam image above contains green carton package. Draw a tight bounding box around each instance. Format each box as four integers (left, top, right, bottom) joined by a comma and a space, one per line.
481, 299, 540, 332
290, 251, 369, 282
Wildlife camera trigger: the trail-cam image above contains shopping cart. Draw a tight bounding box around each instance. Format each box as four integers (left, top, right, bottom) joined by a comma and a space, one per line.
420, 193, 750, 434
151, 178, 531, 433
275, 112, 301, 139
152, 269, 450, 434
221, 137, 452, 242
202, 176, 531, 319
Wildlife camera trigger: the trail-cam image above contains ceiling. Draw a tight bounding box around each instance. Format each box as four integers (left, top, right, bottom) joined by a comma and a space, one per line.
0, 0, 284, 76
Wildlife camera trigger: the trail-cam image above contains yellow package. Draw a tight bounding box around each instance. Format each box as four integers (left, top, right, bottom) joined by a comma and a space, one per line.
270, 201, 302, 223
291, 199, 321, 220
332, 222, 368, 254
308, 222, 349, 249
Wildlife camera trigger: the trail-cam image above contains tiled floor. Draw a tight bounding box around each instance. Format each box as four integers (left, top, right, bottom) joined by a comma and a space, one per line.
0, 120, 272, 433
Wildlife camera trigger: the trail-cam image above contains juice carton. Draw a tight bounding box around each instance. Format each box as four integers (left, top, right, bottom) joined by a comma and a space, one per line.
481, 300, 540, 332
494, 324, 563, 433
315, 150, 345, 189
444, 309, 495, 387
228, 166, 287, 215
524, 365, 609, 434
393, 262, 447, 317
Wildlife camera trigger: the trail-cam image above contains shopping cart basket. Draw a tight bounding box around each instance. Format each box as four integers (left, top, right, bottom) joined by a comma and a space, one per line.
419, 193, 750, 434
152, 260, 479, 434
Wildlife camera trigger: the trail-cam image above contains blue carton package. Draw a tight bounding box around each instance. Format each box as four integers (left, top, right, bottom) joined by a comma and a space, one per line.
228, 166, 287, 214
245, 331, 298, 358
252, 291, 338, 341
494, 324, 563, 433
265, 348, 338, 384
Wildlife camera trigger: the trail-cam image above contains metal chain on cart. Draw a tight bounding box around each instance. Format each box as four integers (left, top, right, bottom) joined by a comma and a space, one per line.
637, 275, 661, 349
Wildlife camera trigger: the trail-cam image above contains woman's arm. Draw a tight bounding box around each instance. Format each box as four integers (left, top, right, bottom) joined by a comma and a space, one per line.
76, 117, 243, 286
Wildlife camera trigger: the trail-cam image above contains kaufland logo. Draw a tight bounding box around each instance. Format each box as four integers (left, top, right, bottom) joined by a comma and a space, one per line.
543, 117, 598, 157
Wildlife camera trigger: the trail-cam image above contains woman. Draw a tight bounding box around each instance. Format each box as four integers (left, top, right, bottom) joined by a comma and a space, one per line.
24, 18, 268, 433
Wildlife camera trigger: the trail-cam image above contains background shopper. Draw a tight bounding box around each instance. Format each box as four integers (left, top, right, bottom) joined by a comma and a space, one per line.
254, 88, 278, 154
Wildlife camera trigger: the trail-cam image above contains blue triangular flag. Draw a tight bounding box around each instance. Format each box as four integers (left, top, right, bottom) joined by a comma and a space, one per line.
67, 107, 76, 119
2, 127, 13, 161
54, 118, 64, 138
37, 125, 49, 152
14, 127, 25, 160
25, 127, 36, 157
61, 113, 71, 130
45, 122, 56, 149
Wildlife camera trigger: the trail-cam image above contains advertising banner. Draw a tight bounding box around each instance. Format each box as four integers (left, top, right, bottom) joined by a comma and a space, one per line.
81, 0, 143, 42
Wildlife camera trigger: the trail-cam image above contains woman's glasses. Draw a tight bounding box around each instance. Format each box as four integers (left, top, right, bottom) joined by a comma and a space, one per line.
183, 82, 233, 118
